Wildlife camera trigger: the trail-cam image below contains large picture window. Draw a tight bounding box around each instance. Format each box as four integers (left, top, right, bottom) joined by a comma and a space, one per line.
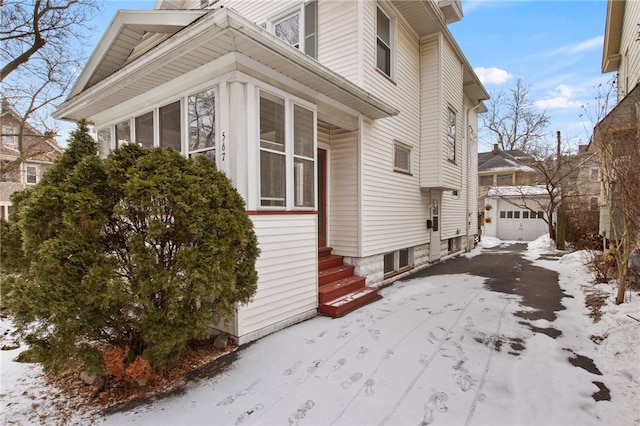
188, 88, 215, 159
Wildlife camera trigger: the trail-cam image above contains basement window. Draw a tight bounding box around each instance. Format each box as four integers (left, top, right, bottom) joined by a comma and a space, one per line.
384, 248, 413, 278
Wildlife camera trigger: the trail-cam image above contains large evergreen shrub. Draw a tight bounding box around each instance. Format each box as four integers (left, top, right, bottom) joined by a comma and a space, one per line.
2, 121, 259, 376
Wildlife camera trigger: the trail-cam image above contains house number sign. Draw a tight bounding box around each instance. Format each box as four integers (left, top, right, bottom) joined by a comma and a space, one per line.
221, 131, 226, 163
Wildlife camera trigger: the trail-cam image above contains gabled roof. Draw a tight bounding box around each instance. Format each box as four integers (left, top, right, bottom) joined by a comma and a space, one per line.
56, 7, 399, 123
478, 149, 535, 173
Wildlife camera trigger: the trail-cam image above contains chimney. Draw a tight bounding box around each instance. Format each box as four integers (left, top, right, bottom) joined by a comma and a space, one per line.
492, 144, 499, 154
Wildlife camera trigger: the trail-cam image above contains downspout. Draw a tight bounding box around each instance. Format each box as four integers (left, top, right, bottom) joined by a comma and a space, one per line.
466, 101, 482, 251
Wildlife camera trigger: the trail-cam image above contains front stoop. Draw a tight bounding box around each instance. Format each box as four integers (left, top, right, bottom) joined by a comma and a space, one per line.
318, 248, 380, 317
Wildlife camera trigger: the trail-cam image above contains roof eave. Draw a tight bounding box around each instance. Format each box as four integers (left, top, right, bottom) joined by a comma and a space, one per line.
56, 8, 398, 123
601, 0, 625, 74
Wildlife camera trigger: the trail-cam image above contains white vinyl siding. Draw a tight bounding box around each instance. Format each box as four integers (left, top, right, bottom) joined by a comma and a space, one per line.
420, 33, 441, 188
237, 214, 317, 341
359, 2, 425, 257
618, 0, 640, 99
316, 0, 360, 83
328, 125, 359, 256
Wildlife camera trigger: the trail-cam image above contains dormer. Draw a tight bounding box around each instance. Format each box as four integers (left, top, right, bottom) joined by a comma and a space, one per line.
439, 0, 463, 24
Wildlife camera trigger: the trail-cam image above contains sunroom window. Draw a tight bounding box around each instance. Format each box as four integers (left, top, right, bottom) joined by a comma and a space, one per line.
160, 100, 181, 151
97, 128, 111, 157
259, 91, 315, 209
260, 93, 286, 207
135, 111, 154, 148
188, 88, 215, 160
294, 105, 314, 207
115, 120, 131, 147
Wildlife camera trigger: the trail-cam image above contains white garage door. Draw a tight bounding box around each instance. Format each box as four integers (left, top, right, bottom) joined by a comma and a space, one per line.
496, 202, 548, 241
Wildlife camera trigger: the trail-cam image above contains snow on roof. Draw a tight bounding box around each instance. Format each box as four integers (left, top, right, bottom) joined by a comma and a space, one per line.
487, 185, 549, 197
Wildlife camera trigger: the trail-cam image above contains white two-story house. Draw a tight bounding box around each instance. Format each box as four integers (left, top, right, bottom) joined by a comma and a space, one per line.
55, 0, 488, 344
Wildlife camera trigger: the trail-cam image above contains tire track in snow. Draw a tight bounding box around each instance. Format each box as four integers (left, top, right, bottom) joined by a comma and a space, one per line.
464, 299, 511, 426
377, 288, 486, 426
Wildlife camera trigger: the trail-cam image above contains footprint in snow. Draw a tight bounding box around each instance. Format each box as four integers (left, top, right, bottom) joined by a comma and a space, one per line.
288, 400, 315, 426
306, 359, 322, 373
382, 349, 394, 360
340, 372, 363, 389
234, 403, 264, 425
365, 379, 375, 396
333, 358, 347, 370
369, 329, 380, 340
421, 391, 449, 425
218, 389, 249, 406
283, 361, 303, 376
356, 347, 369, 359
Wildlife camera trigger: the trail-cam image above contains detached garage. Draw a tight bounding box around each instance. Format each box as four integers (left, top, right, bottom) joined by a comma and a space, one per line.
482, 186, 553, 242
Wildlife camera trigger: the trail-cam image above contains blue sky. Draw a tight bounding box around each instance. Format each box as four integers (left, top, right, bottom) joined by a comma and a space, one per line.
65, 0, 611, 151
449, 0, 611, 150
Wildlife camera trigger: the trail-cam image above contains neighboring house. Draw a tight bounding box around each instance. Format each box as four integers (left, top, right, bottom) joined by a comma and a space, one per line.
592, 0, 640, 242
477, 144, 550, 241
0, 100, 64, 220
571, 144, 601, 214
54, 0, 488, 344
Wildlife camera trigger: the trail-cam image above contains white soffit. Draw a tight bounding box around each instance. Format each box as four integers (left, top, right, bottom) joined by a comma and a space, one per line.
58, 8, 398, 122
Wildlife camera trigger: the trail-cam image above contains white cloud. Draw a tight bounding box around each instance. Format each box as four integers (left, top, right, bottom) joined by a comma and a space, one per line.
474, 67, 512, 85
534, 84, 583, 109
569, 35, 604, 54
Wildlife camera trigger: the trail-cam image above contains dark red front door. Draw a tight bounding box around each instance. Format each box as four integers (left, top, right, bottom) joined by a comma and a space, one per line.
318, 148, 327, 248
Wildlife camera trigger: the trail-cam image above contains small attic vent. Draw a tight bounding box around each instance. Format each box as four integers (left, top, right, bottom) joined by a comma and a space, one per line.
439, 0, 463, 23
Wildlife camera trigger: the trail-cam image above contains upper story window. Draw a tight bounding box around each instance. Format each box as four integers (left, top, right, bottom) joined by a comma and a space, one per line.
590, 167, 600, 181
496, 173, 513, 185
376, 6, 393, 77
394, 141, 411, 174
2, 126, 17, 147
479, 175, 493, 186
270, 1, 317, 59
447, 108, 456, 162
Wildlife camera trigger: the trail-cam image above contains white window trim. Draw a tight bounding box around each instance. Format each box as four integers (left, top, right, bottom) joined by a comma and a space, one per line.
267, 3, 316, 56
25, 165, 38, 185
2, 126, 17, 147
257, 87, 317, 211
393, 140, 411, 174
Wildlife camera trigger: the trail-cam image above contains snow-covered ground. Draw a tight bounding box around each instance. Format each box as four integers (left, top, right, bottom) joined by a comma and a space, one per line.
1, 236, 639, 425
